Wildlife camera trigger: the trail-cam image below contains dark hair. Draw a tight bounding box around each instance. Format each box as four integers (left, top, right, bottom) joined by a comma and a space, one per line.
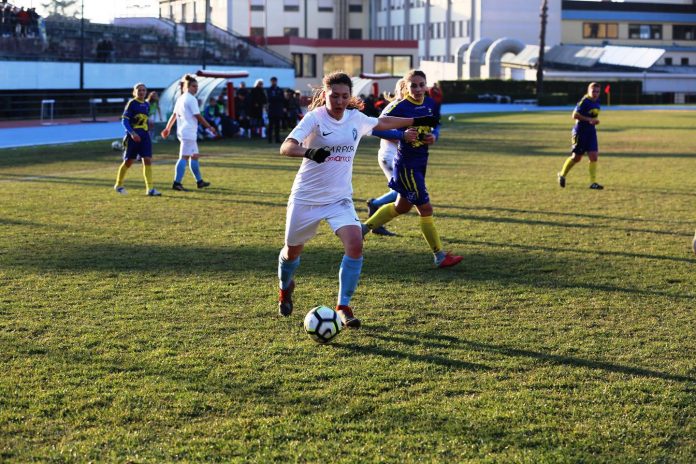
308, 71, 364, 111
404, 69, 427, 82
180, 74, 197, 92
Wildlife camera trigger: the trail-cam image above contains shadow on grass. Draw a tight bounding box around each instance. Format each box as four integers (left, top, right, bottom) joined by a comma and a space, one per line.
371, 329, 695, 384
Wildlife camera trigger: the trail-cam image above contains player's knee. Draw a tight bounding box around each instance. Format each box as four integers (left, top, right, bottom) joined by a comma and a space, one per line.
571, 153, 583, 162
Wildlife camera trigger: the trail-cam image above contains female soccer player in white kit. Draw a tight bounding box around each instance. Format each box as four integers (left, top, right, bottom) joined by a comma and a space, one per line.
161, 74, 217, 191
277, 72, 439, 328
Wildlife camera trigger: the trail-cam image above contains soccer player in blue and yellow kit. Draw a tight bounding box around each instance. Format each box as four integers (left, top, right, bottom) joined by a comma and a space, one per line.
558, 82, 603, 190
362, 70, 462, 268
114, 82, 161, 196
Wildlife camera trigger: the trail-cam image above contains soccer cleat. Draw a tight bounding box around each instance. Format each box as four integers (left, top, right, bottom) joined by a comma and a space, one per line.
372, 225, 396, 236
361, 223, 370, 238
147, 188, 162, 196
366, 198, 378, 217
172, 181, 187, 191
336, 305, 361, 329
589, 183, 604, 190
197, 179, 211, 189
557, 172, 566, 188
436, 252, 463, 268
278, 280, 295, 317
114, 186, 127, 194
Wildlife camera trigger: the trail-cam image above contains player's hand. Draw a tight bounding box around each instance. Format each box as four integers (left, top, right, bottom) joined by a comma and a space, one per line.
413, 115, 440, 127
421, 133, 436, 144
591, 119, 600, 126
404, 127, 418, 143
161, 128, 170, 138
208, 126, 217, 135
131, 133, 141, 143
304, 147, 331, 163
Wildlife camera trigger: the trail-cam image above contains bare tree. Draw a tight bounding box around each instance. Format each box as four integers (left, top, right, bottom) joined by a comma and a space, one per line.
536, 0, 548, 101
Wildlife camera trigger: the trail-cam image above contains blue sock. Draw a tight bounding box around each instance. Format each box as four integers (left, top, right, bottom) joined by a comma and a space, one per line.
278, 253, 300, 290
174, 158, 187, 183
372, 190, 398, 207
189, 158, 203, 182
338, 255, 363, 307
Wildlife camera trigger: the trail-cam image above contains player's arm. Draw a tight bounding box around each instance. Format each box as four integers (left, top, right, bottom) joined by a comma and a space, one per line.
161, 112, 177, 138
371, 128, 404, 142
573, 110, 599, 125
374, 114, 439, 131
195, 113, 217, 135
280, 138, 331, 164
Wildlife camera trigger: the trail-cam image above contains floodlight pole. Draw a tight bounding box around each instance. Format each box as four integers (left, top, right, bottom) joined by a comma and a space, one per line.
202, 0, 209, 69
79, 0, 84, 89
536, 0, 548, 101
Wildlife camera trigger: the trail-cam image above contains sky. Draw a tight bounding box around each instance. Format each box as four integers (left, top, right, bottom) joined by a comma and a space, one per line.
11, 0, 159, 24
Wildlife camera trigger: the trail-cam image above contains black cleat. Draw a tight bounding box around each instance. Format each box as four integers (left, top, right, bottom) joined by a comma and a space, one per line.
278, 281, 295, 317
172, 181, 187, 191
372, 225, 396, 236
589, 183, 604, 190
558, 172, 566, 188
197, 179, 211, 189
337, 305, 361, 329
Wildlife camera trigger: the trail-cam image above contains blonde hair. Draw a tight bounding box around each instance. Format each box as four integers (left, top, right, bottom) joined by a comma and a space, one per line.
132, 82, 146, 98
384, 78, 407, 102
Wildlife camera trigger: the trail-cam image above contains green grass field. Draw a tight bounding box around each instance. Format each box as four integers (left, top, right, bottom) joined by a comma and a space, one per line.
1, 111, 695, 462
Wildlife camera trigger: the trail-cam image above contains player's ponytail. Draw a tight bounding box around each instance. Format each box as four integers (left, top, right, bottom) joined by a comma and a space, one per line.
308, 71, 365, 111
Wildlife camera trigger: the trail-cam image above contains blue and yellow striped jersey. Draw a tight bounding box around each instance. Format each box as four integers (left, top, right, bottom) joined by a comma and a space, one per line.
574, 96, 600, 133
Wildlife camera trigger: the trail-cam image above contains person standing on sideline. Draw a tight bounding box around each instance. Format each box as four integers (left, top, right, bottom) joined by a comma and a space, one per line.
146, 90, 162, 141
277, 71, 439, 328
558, 82, 604, 190
428, 81, 443, 116
266, 76, 285, 143
160, 74, 216, 191
114, 83, 161, 196
362, 70, 462, 269
249, 79, 267, 138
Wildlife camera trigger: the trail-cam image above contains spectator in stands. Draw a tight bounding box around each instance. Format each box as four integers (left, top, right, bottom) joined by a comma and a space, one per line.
249, 78, 267, 138
28, 8, 39, 37
17, 7, 29, 37
266, 76, 284, 144
429, 81, 443, 115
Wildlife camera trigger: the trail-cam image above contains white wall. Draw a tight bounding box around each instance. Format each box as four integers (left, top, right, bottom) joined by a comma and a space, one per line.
0, 61, 295, 90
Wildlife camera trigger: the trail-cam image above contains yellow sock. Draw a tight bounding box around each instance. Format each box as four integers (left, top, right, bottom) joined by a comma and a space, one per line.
115, 162, 129, 187
560, 157, 577, 177
589, 161, 597, 184
366, 203, 399, 230
420, 215, 443, 254
143, 164, 153, 191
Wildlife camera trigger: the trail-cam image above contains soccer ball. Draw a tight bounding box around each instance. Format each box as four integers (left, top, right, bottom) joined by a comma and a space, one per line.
111, 140, 123, 151
447, 115, 456, 122
303, 305, 343, 344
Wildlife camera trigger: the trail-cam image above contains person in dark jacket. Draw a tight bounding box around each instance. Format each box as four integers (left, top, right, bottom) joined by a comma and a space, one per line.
266, 76, 285, 143
248, 79, 267, 138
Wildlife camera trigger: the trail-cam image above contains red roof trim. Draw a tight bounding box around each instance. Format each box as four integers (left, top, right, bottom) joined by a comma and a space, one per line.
261, 36, 418, 48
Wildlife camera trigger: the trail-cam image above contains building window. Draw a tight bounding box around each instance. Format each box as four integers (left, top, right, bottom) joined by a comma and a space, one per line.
583, 22, 618, 39
318, 0, 333, 12
665, 57, 673, 65
673, 25, 696, 41
349, 0, 362, 12
374, 55, 413, 76
323, 54, 362, 76
629, 24, 662, 40
293, 53, 316, 78
349, 28, 362, 39
284, 27, 299, 37
250, 0, 264, 11
318, 28, 333, 39
284, 0, 300, 12
250, 27, 265, 38
681, 57, 689, 66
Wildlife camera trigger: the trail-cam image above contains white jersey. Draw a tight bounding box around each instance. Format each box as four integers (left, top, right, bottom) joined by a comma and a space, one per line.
174, 92, 200, 141
286, 106, 378, 205
375, 99, 400, 166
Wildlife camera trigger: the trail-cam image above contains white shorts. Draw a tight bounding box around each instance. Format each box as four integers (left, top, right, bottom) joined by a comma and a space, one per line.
284, 199, 361, 246
178, 138, 199, 158
377, 149, 395, 181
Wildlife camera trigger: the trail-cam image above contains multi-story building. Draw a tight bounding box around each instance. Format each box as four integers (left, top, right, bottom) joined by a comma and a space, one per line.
562, 0, 696, 67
